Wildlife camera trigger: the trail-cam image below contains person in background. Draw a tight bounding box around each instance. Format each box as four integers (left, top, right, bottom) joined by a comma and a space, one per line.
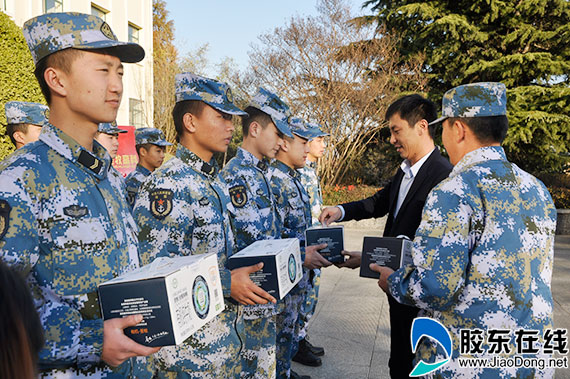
125, 127, 171, 208
374, 82, 557, 378
319, 94, 452, 378
0, 259, 44, 379
4, 101, 48, 149
294, 123, 329, 365
94, 121, 125, 160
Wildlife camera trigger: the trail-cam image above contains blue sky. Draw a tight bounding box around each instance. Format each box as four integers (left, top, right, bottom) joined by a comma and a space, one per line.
164, 1, 369, 76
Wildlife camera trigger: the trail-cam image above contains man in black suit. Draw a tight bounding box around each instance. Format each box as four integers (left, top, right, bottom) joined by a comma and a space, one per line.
319, 94, 452, 378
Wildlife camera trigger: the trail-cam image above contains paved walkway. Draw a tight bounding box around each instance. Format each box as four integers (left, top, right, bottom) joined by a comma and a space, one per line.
293, 219, 570, 378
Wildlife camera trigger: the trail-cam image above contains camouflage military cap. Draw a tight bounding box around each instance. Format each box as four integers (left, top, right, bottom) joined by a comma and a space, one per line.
98, 121, 126, 134
175, 72, 247, 117
4, 101, 48, 126
135, 127, 172, 146
289, 117, 315, 140
430, 82, 507, 125
248, 87, 294, 138
22, 12, 145, 66
306, 122, 329, 138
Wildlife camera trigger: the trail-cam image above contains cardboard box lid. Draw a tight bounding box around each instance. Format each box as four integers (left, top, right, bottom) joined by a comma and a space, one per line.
231, 238, 299, 258
99, 254, 217, 286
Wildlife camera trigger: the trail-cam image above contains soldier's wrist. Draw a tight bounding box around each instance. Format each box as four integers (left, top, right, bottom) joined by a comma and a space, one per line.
78, 318, 104, 368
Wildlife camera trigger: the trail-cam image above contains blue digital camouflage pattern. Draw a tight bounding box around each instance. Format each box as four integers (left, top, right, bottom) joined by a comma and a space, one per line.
0, 123, 141, 377
22, 12, 144, 65
4, 101, 48, 126
175, 72, 247, 116
305, 122, 329, 138
297, 159, 324, 340
248, 88, 293, 138
221, 147, 283, 378
430, 82, 507, 125
388, 146, 556, 378
135, 127, 171, 146
270, 159, 313, 378
98, 121, 126, 134
289, 117, 316, 140
133, 143, 241, 377
125, 164, 151, 208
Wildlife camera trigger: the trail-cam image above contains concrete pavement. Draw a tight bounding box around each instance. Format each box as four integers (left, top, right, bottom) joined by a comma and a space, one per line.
292, 218, 570, 378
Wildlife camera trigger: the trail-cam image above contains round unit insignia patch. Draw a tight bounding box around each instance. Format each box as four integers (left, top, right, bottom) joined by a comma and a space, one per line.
229, 185, 248, 208
193, 275, 210, 319
150, 189, 173, 219
226, 87, 234, 103
100, 22, 116, 40
288, 254, 297, 283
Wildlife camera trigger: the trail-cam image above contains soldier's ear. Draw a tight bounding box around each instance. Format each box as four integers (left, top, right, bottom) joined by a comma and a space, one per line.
44, 67, 67, 98
12, 130, 26, 147
249, 121, 260, 138
182, 112, 197, 134
281, 138, 290, 152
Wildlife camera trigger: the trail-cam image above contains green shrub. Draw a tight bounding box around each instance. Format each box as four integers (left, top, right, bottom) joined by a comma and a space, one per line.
548, 186, 570, 209
322, 184, 380, 205
0, 11, 45, 160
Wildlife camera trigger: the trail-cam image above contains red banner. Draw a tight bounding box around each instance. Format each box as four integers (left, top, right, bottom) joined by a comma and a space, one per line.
113, 125, 138, 177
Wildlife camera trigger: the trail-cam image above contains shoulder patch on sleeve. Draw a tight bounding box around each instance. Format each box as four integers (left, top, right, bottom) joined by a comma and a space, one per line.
150, 189, 173, 219
229, 185, 248, 208
0, 200, 12, 240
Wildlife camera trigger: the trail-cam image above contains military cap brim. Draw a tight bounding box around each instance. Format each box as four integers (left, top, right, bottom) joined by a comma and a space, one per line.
206, 101, 248, 117
77, 42, 145, 63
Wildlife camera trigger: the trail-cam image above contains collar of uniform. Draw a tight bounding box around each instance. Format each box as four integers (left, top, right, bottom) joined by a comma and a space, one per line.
39, 123, 110, 179
305, 160, 317, 170
237, 147, 270, 173
136, 164, 152, 176
272, 159, 299, 179
175, 143, 218, 178
451, 146, 506, 177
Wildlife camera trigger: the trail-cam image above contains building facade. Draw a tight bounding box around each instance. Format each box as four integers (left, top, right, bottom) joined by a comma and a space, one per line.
1, 0, 153, 129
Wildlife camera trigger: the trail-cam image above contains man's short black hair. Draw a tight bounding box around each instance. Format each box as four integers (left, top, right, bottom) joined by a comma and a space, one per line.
135, 143, 154, 156
241, 106, 274, 137
172, 100, 206, 143
385, 94, 438, 139
447, 116, 509, 144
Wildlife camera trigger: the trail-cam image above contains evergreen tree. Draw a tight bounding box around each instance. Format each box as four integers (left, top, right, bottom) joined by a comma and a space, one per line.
0, 11, 45, 160
359, 0, 570, 173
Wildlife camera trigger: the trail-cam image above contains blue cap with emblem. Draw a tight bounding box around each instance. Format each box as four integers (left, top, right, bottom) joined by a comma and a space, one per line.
429, 82, 508, 125
22, 12, 145, 66
4, 101, 48, 126
135, 127, 172, 147
248, 87, 294, 138
98, 121, 126, 135
175, 72, 247, 116
289, 117, 316, 140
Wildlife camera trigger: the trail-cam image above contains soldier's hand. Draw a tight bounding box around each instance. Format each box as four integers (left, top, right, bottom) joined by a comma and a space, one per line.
230, 263, 277, 306
335, 250, 362, 269
303, 243, 332, 270
370, 263, 394, 293
102, 314, 161, 367
319, 206, 342, 226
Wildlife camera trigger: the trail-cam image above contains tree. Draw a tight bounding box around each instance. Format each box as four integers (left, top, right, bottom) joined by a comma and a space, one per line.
0, 11, 45, 160
359, 0, 570, 174
240, 0, 427, 185
153, 0, 179, 148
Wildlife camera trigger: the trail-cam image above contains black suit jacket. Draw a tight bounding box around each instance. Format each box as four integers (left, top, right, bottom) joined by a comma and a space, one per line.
342, 148, 452, 239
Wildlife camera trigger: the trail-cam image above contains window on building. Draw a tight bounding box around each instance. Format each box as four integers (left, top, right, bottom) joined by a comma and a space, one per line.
129, 99, 145, 128
45, 0, 63, 13
1, 0, 7, 12
128, 23, 140, 44
91, 4, 107, 20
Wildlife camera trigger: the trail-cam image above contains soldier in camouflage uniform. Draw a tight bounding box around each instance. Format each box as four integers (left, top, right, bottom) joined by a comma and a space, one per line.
220, 87, 295, 378
0, 12, 159, 378
125, 128, 171, 208
271, 118, 330, 379
133, 72, 277, 378
95, 121, 126, 160
294, 123, 329, 365
375, 83, 557, 378
4, 101, 48, 149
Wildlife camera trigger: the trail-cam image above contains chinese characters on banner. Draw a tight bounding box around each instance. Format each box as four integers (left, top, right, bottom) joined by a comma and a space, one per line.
114, 125, 138, 177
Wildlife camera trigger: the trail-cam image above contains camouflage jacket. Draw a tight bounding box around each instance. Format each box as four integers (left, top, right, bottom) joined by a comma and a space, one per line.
0, 124, 139, 374
388, 146, 557, 378
270, 160, 312, 258
125, 164, 151, 208
221, 147, 283, 318
133, 143, 234, 296
298, 160, 323, 226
